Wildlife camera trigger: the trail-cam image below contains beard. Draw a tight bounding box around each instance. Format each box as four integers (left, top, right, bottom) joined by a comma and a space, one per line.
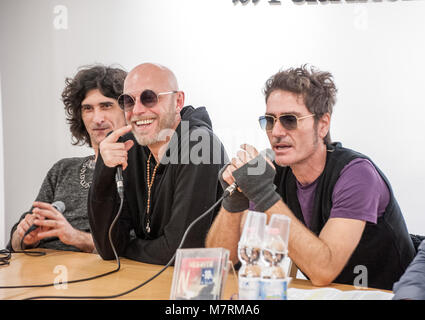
132, 110, 177, 146
271, 129, 320, 167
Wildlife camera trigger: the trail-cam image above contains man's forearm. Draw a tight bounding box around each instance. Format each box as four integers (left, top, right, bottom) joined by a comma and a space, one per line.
265, 200, 334, 286
67, 230, 95, 253
205, 207, 245, 264
11, 230, 23, 251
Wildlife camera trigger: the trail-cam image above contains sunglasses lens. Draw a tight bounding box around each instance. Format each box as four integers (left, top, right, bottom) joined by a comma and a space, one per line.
259, 116, 267, 130
280, 115, 298, 130
259, 116, 275, 131
140, 90, 158, 108
118, 94, 134, 111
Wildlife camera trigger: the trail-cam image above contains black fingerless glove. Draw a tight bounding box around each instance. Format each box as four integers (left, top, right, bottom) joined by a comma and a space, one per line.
232, 155, 281, 212
219, 164, 249, 213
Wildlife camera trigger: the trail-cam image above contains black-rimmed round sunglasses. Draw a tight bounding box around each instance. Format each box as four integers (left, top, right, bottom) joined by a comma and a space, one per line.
117, 89, 178, 112
259, 114, 315, 131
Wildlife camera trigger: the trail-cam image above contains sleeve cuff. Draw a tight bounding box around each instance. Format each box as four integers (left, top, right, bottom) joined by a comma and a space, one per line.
393, 285, 425, 300
253, 191, 281, 213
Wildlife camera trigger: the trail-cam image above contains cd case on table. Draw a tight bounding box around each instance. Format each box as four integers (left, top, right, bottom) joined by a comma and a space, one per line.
170, 248, 230, 300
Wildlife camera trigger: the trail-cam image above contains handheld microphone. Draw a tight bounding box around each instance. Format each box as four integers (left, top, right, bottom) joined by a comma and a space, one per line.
262, 148, 275, 162
115, 165, 124, 198
24, 201, 66, 236
115, 136, 125, 198
106, 131, 125, 198
224, 182, 238, 198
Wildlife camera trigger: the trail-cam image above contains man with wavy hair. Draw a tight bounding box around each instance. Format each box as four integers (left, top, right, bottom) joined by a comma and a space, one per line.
8, 64, 126, 252
207, 65, 415, 290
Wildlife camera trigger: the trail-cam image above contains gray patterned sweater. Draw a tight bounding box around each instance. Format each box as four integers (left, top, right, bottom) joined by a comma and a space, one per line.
7, 156, 94, 252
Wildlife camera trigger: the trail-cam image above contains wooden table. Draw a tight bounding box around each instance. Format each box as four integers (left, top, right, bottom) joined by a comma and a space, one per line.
0, 249, 389, 300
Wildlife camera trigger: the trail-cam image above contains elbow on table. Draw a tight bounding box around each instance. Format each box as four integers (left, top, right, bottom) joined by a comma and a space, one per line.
310, 276, 333, 287
309, 270, 338, 287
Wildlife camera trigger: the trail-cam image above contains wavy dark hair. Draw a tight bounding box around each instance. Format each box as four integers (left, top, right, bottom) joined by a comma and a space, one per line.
263, 64, 337, 145
62, 64, 127, 147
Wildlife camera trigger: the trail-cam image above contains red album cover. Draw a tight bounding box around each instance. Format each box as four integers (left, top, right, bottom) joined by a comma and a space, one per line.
171, 248, 229, 300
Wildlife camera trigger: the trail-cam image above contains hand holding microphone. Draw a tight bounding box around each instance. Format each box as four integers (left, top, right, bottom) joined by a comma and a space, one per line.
100, 125, 134, 171
102, 125, 134, 198
220, 144, 279, 213
30, 200, 81, 246
219, 164, 250, 212
17, 201, 66, 248
231, 145, 281, 213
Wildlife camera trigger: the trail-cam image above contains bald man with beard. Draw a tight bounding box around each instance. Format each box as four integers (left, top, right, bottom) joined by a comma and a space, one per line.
88, 63, 227, 265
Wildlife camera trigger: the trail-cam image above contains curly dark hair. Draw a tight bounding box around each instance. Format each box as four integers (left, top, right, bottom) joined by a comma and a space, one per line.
263, 64, 337, 145
61, 64, 127, 147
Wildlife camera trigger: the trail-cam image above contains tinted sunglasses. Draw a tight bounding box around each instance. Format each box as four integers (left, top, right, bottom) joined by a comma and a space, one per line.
259, 114, 315, 131
117, 89, 178, 112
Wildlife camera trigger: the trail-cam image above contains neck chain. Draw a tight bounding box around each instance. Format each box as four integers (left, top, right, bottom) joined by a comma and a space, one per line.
80, 155, 95, 189
146, 153, 160, 233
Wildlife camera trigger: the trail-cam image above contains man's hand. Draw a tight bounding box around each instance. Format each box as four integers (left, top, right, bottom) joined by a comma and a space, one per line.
222, 144, 258, 186
225, 144, 275, 182
229, 144, 280, 213
14, 200, 97, 253
31, 201, 77, 245
99, 124, 134, 170
14, 211, 44, 248
219, 164, 249, 213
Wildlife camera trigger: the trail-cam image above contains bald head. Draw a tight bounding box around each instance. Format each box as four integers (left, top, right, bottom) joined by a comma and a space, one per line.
124, 63, 179, 93
122, 63, 185, 154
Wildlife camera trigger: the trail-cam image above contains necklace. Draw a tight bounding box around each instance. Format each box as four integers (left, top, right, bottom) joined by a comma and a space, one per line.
80, 155, 95, 189
146, 153, 160, 233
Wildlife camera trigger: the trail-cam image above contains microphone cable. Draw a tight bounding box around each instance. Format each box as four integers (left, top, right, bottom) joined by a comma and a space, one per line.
0, 210, 46, 267
24, 185, 235, 300
1, 200, 70, 263
0, 249, 11, 266
0, 196, 124, 289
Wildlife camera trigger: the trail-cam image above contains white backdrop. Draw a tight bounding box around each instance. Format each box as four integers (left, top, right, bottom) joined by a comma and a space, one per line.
0, 0, 424, 246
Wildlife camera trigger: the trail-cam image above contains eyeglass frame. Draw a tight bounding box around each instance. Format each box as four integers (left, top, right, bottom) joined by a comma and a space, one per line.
117, 90, 179, 112
258, 113, 316, 131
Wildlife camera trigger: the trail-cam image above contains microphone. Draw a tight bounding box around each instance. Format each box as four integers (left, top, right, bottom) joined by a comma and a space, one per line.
106, 131, 125, 198
224, 182, 238, 198
115, 165, 124, 198
223, 148, 275, 198
262, 148, 275, 162
24, 201, 66, 236
115, 136, 125, 198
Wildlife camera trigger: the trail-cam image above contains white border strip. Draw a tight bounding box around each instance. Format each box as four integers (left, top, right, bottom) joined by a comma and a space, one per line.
0, 73, 5, 248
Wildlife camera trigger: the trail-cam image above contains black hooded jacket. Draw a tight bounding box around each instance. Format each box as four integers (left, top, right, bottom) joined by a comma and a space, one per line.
88, 106, 228, 265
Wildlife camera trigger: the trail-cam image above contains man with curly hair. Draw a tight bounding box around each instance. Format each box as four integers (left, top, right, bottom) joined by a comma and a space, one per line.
206, 65, 415, 290
7, 64, 126, 252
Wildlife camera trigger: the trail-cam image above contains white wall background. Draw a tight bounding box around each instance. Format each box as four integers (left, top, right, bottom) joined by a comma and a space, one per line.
0, 0, 424, 246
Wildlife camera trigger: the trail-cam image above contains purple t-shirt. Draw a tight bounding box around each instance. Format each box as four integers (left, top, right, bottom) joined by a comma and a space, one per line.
296, 158, 390, 228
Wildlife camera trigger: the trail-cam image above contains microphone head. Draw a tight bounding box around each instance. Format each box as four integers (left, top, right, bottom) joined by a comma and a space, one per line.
52, 201, 66, 213
261, 148, 275, 162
